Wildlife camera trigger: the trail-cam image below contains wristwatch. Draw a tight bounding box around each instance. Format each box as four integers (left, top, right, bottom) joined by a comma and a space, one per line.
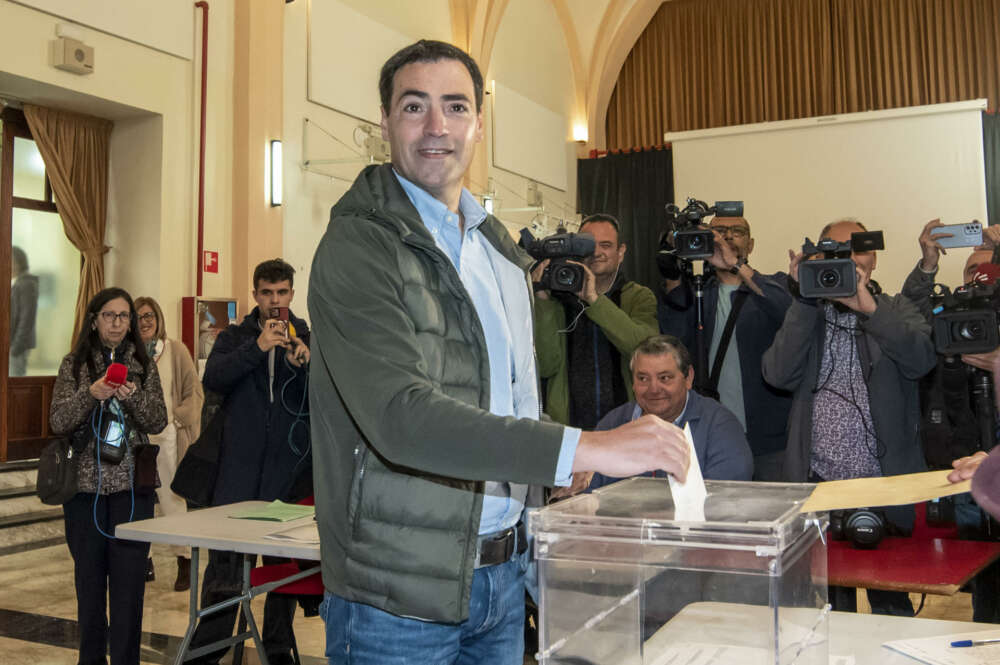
729, 258, 748, 274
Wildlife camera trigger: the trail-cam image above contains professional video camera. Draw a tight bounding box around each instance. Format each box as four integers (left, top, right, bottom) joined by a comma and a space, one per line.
929, 283, 1000, 355
798, 231, 884, 299
661, 198, 744, 261
520, 229, 595, 293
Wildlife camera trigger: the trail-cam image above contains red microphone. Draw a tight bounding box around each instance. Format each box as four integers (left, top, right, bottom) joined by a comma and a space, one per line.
105, 362, 128, 388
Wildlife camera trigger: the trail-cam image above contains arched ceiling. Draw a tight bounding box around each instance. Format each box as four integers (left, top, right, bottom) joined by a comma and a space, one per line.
455, 0, 664, 150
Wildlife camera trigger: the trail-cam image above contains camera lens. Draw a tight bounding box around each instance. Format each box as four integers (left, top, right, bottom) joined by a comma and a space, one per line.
686, 235, 705, 251
956, 320, 985, 341
819, 269, 841, 289
553, 265, 578, 289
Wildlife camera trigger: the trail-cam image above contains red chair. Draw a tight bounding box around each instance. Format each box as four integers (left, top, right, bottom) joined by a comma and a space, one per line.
235, 496, 323, 665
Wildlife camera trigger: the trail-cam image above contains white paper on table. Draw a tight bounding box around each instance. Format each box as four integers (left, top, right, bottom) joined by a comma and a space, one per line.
668, 423, 707, 522
263, 521, 320, 544
883, 630, 1000, 665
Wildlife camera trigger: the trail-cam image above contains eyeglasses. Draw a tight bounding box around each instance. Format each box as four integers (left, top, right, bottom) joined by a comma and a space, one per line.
138, 312, 157, 324
100, 311, 131, 324
716, 226, 749, 239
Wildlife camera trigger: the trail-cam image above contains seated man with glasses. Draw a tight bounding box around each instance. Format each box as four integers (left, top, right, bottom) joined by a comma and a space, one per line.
659, 215, 793, 480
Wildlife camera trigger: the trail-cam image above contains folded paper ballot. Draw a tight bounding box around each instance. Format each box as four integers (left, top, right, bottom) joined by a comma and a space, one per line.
668, 423, 707, 521
799, 470, 972, 513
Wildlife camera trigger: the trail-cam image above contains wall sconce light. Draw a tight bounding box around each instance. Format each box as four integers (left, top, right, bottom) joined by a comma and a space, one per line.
269, 139, 282, 206
572, 124, 588, 143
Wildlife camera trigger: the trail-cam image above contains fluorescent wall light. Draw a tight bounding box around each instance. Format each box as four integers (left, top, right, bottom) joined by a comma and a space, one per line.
269, 139, 282, 206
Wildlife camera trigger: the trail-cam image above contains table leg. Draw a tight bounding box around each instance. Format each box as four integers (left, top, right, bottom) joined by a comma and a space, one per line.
241, 554, 270, 665
173, 547, 201, 665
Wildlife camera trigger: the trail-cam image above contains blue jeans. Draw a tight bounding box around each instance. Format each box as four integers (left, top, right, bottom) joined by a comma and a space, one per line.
319, 550, 527, 664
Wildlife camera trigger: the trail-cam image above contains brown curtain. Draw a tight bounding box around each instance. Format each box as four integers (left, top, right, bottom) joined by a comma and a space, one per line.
607, 0, 1000, 150
23, 104, 113, 345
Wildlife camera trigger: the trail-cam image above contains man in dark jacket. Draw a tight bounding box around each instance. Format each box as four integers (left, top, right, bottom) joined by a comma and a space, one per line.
763, 219, 935, 617
9, 246, 37, 376
659, 216, 792, 480
189, 258, 311, 665
309, 40, 690, 665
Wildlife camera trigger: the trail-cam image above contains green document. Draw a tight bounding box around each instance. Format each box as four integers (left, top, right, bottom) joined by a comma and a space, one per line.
229, 500, 315, 522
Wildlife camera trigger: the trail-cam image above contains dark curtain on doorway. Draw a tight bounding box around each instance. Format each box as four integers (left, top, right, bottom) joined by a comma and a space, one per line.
576, 148, 674, 292
985, 111, 1000, 227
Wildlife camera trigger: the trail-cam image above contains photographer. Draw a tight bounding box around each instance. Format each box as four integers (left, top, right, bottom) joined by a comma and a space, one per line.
533, 214, 658, 429
659, 215, 793, 480
762, 219, 935, 616
902, 218, 1000, 623
187, 258, 311, 665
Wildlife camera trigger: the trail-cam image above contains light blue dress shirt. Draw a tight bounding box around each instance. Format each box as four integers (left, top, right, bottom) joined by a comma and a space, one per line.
395, 172, 580, 535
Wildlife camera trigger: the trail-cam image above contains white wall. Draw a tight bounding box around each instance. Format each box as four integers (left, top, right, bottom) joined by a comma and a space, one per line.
488, 0, 580, 236
669, 101, 990, 294
0, 0, 235, 340
11, 0, 194, 59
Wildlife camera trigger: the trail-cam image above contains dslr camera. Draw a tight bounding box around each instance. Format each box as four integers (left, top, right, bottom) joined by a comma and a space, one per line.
830, 508, 886, 549
798, 231, 884, 298
520, 229, 595, 293
661, 198, 744, 261
929, 282, 1000, 355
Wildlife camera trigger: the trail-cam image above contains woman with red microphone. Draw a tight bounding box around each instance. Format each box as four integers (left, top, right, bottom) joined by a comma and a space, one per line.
50, 287, 167, 665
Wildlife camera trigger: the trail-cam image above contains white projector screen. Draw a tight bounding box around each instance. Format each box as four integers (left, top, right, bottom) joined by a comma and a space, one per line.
667, 100, 989, 294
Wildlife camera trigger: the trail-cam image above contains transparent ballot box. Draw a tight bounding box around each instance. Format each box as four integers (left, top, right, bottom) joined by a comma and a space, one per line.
529, 478, 828, 665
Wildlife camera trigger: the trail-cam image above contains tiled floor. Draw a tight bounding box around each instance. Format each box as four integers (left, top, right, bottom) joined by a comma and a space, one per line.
0, 543, 328, 664
0, 540, 983, 664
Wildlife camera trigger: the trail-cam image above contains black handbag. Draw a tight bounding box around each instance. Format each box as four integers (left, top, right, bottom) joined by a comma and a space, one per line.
36, 437, 79, 505
171, 393, 224, 507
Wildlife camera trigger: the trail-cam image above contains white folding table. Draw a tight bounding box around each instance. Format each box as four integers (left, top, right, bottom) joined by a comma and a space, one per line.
116, 501, 320, 665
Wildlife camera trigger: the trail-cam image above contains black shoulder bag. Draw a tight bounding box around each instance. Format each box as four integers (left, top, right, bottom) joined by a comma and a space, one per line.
37, 437, 79, 505
698, 290, 750, 401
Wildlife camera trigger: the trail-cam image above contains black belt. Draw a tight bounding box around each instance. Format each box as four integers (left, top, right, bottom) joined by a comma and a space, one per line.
475, 521, 527, 568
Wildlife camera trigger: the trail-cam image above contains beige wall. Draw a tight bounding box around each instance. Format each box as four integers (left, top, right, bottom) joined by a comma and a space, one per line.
0, 0, 235, 340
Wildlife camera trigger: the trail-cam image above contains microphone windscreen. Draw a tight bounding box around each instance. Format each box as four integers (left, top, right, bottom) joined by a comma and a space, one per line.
105, 362, 128, 387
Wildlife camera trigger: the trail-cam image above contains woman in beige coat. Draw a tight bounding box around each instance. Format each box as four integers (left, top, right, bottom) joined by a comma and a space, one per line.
135, 296, 204, 591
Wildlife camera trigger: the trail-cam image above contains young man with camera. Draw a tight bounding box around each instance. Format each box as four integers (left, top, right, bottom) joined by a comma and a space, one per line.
762, 219, 935, 616
187, 258, 312, 665
901, 218, 1000, 623
533, 214, 659, 429
659, 215, 793, 480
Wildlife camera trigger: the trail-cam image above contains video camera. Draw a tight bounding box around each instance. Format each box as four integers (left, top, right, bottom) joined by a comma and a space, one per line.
929, 282, 1000, 355
520, 229, 596, 293
798, 231, 884, 298
661, 198, 744, 261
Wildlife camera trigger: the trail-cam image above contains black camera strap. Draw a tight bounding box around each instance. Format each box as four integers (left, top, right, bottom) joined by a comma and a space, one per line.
707, 290, 749, 394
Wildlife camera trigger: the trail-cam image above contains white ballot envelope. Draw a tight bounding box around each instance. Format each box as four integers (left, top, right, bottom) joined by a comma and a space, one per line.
668, 423, 707, 521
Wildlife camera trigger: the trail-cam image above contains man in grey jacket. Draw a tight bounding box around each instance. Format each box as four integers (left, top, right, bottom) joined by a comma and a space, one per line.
308, 40, 690, 664
763, 219, 935, 616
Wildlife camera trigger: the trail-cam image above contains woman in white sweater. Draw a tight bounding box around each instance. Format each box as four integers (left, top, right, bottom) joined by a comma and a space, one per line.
135, 296, 204, 591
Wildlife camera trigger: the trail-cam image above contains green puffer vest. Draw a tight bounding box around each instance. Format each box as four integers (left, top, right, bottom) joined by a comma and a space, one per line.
308, 164, 565, 623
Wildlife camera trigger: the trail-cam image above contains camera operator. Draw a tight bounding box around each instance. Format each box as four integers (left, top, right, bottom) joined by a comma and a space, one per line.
762, 219, 935, 617
659, 215, 793, 480
902, 218, 1000, 623
533, 214, 658, 430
